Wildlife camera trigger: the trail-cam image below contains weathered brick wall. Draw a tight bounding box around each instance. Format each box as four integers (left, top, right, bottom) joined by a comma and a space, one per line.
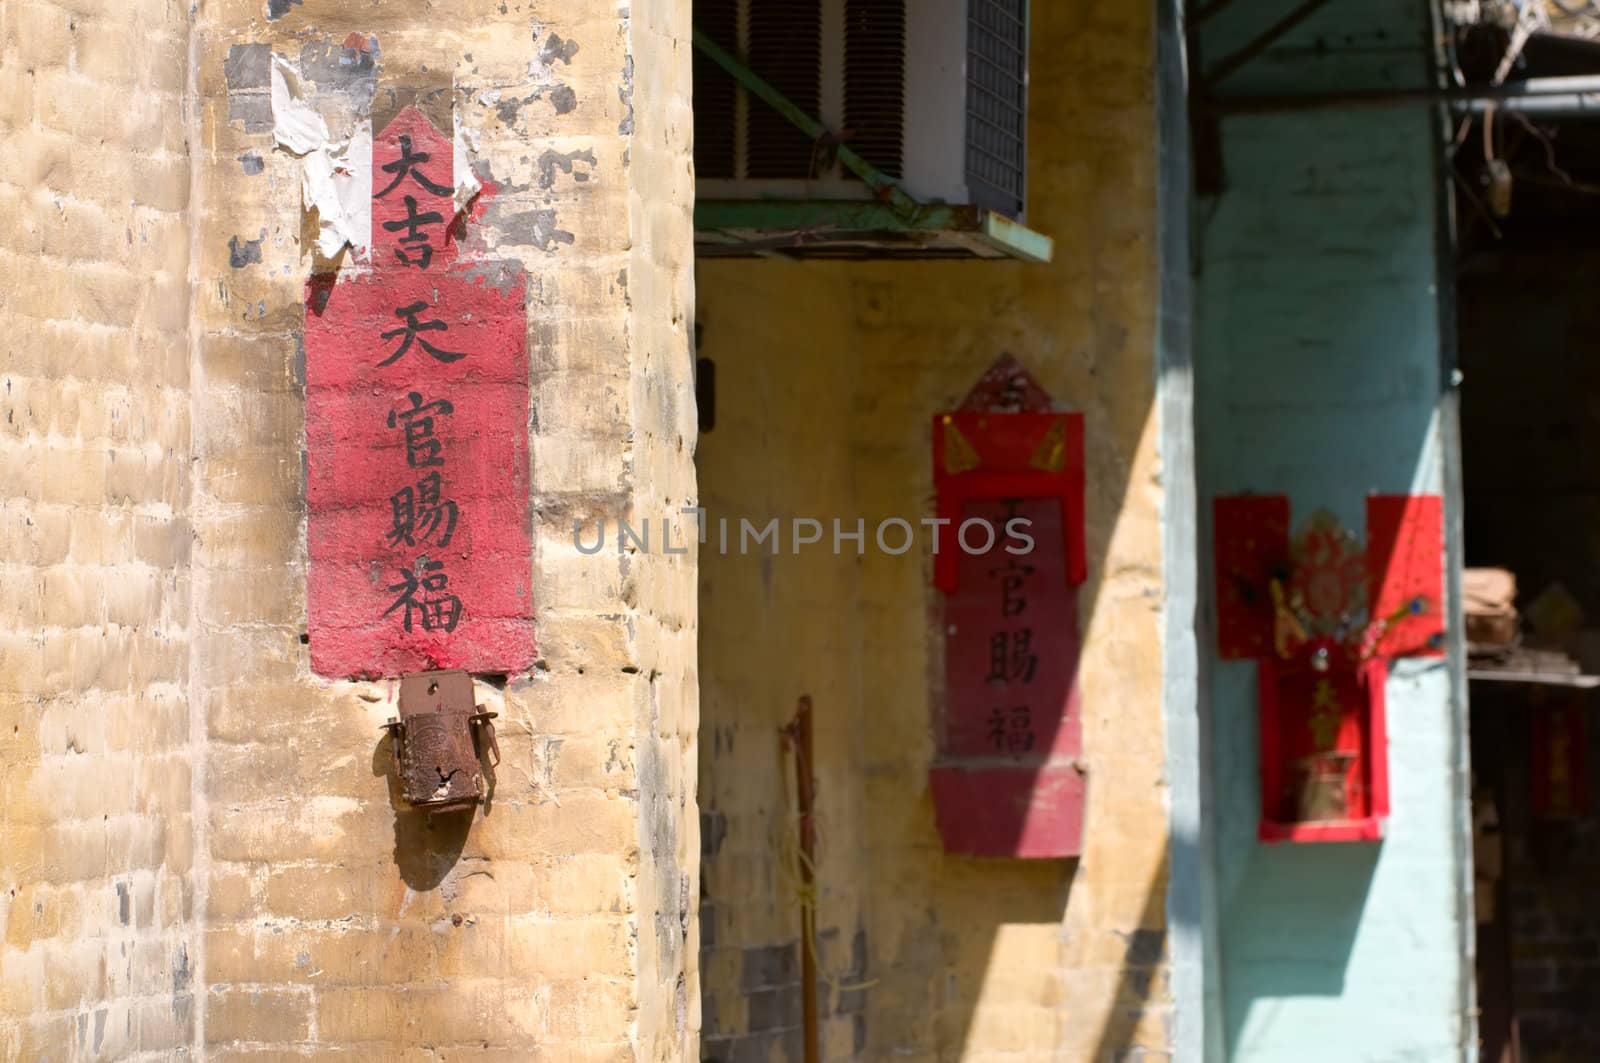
0, 0, 198, 1057
694, 284, 876, 1062
695, 3, 1172, 1060
4, 0, 696, 1058
193, 1, 696, 1058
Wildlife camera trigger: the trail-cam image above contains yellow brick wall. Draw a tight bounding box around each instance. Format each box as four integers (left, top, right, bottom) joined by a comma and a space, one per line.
0, 0, 197, 1057
695, 3, 1169, 1060
4, 0, 697, 1057
192, 1, 696, 1058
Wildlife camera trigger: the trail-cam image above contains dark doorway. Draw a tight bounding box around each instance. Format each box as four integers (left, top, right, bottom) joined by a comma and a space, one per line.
1453, 16, 1600, 1062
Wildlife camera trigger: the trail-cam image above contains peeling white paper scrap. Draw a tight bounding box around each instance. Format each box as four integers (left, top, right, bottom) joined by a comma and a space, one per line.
270, 53, 330, 156
453, 115, 483, 215
302, 123, 372, 260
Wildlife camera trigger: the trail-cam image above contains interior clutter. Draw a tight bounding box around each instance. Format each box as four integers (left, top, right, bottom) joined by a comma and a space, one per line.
1451, 9, 1600, 1060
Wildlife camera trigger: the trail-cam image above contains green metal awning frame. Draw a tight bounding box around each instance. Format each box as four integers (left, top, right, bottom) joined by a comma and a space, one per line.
690, 29, 1053, 264
695, 200, 1054, 262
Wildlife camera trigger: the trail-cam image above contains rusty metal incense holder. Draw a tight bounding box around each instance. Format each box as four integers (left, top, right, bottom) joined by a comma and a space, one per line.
382, 669, 499, 813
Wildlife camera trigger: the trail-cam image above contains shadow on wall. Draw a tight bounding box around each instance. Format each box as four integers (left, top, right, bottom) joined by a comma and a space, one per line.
1223, 844, 1378, 997
1085, 852, 1172, 1063
370, 735, 475, 891
1217, 843, 1381, 1058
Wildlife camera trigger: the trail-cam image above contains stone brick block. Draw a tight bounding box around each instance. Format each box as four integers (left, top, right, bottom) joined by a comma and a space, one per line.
5, 2, 75, 68
542, 977, 636, 1040
523, 616, 639, 680
206, 987, 314, 1045
471, 792, 641, 860
206, 870, 261, 923
130, 991, 196, 1053
315, 984, 511, 1044
207, 797, 391, 865
196, 564, 303, 629
262, 864, 400, 923
199, 929, 288, 989
505, 916, 632, 978
545, 732, 634, 791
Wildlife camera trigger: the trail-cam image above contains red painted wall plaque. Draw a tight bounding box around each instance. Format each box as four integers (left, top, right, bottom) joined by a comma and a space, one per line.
304, 105, 534, 678
942, 497, 1081, 760
929, 358, 1087, 859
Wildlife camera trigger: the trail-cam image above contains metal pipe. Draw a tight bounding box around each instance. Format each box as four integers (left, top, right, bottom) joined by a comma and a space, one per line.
1460, 95, 1600, 117
1204, 74, 1600, 115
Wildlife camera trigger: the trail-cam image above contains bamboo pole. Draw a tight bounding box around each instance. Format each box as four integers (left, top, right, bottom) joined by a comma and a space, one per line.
786, 696, 820, 1063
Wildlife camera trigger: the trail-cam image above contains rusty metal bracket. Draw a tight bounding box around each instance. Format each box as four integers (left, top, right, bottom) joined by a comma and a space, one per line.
383, 669, 497, 813
470, 709, 501, 767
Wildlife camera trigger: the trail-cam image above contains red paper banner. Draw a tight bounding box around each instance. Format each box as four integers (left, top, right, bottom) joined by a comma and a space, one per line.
1212, 495, 1290, 660
1366, 494, 1445, 658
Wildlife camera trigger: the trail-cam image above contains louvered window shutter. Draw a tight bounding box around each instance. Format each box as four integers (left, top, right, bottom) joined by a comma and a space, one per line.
965, 0, 1028, 218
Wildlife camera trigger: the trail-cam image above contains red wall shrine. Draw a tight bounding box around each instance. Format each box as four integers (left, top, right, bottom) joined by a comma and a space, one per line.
1213, 493, 1444, 843
929, 358, 1087, 858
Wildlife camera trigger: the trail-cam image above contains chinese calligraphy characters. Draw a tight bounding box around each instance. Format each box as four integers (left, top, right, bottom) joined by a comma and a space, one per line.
379, 302, 465, 366
387, 391, 453, 465
373, 125, 454, 273
383, 198, 445, 269
988, 705, 1035, 754
385, 558, 463, 633
304, 102, 534, 679
983, 502, 1039, 754
386, 472, 457, 548
382, 392, 464, 632
377, 134, 452, 197
987, 629, 1037, 684
942, 496, 1080, 761
375, 310, 468, 629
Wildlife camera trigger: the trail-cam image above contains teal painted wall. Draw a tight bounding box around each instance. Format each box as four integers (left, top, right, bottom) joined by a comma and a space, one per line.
1193, 3, 1472, 1060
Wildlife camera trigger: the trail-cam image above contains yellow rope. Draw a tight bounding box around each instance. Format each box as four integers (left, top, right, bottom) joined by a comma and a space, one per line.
773, 737, 879, 994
